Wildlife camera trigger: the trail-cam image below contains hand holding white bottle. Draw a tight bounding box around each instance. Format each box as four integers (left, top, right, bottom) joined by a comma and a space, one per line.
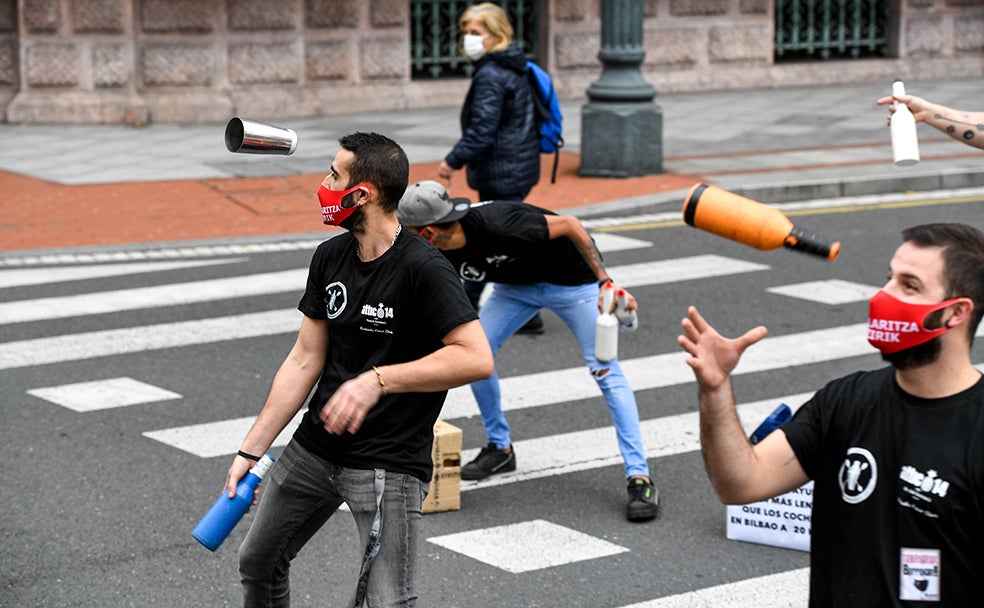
614, 288, 638, 332
890, 79, 920, 166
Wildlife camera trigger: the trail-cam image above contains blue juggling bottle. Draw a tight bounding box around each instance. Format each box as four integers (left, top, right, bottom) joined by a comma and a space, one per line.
749, 403, 792, 445
193, 453, 275, 551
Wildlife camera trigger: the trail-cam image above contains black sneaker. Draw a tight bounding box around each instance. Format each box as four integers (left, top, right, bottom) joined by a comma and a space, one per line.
626, 477, 659, 522
461, 443, 516, 480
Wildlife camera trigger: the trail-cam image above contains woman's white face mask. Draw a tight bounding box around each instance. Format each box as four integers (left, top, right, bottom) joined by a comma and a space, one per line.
463, 34, 486, 61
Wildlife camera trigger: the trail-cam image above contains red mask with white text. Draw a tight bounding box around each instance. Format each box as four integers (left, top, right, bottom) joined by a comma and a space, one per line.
867, 289, 961, 354
318, 184, 369, 226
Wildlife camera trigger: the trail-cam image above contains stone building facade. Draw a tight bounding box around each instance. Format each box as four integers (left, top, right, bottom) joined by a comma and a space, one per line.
1, 0, 982, 124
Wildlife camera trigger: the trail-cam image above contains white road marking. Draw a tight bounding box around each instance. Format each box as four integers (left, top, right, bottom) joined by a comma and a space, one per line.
27, 377, 182, 412
766, 279, 878, 305
617, 568, 809, 608
0, 259, 242, 289
426, 519, 629, 573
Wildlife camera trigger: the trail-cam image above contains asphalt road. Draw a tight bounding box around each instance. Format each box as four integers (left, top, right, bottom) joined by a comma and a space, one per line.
2, 189, 983, 607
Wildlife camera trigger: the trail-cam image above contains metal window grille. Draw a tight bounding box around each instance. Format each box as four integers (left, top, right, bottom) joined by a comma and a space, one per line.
410, 0, 539, 79
775, 0, 889, 61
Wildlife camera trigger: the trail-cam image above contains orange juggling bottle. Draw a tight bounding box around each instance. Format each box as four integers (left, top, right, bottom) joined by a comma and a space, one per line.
682, 183, 840, 261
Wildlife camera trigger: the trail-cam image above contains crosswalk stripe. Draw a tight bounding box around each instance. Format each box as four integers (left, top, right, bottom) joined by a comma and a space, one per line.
0, 309, 301, 371
441, 322, 984, 419
0, 254, 764, 326
426, 520, 630, 573
766, 279, 878, 305
0, 269, 308, 324
0, 254, 768, 361
143, 411, 305, 458
617, 568, 809, 608
0, 258, 242, 289
439, 323, 871, 418
141, 390, 810, 467
589, 232, 653, 252
26, 377, 182, 412
612, 254, 768, 288
457, 393, 813, 490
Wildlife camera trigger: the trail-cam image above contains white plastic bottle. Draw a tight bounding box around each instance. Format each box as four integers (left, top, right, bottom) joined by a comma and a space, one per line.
595, 281, 618, 363
890, 79, 920, 167
614, 289, 638, 332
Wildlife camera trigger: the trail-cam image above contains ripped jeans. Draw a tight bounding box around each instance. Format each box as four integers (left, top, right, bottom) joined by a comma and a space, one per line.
469, 281, 650, 479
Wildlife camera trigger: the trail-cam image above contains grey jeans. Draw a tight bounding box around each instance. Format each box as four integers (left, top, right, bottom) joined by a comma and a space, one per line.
238, 440, 427, 607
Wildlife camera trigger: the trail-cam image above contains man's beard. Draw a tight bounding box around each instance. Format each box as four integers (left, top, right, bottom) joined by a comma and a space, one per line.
339, 192, 366, 233
881, 309, 945, 370
881, 335, 942, 370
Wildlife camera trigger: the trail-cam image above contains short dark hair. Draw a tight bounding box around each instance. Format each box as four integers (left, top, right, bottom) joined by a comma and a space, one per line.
337, 132, 409, 214
902, 223, 984, 341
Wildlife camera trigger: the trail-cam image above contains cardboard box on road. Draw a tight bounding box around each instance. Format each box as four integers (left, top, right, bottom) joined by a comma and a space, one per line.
423, 419, 462, 514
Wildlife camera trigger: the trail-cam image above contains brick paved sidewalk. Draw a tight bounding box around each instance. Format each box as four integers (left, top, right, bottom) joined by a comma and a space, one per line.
1, 152, 702, 251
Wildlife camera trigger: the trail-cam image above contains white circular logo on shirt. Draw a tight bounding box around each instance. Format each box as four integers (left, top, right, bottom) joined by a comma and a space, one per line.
325, 281, 347, 319
838, 446, 877, 504
460, 262, 486, 282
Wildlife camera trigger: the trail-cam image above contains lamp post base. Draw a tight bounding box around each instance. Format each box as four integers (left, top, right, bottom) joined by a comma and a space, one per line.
579, 101, 663, 177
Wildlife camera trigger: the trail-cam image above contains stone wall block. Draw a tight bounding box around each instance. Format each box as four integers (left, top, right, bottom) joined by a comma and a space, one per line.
369, 0, 406, 27
93, 43, 128, 87
306, 0, 359, 28
905, 16, 944, 56
909, 0, 935, 7
945, 0, 984, 7
644, 0, 658, 18
644, 27, 699, 67
305, 40, 350, 80
555, 32, 599, 69
228, 0, 297, 30
709, 25, 773, 62
72, 0, 126, 33
142, 44, 214, 85
26, 43, 80, 86
954, 15, 984, 51
671, 0, 728, 16
740, 0, 770, 14
24, 0, 60, 33
0, 39, 14, 84
141, 0, 216, 33
359, 37, 405, 79
229, 42, 299, 84
555, 0, 589, 21
0, 0, 16, 32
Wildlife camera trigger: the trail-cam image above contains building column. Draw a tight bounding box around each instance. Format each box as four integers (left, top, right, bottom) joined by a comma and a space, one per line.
579, 0, 662, 177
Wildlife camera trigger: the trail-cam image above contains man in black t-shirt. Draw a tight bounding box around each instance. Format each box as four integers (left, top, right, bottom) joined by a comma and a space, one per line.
219, 134, 493, 607
678, 223, 984, 606
398, 180, 659, 522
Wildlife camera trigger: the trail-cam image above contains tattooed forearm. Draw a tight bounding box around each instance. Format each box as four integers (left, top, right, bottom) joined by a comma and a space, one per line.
574, 240, 607, 280
934, 112, 984, 146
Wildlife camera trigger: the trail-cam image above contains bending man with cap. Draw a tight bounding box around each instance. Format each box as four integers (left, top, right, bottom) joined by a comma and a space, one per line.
398, 180, 658, 522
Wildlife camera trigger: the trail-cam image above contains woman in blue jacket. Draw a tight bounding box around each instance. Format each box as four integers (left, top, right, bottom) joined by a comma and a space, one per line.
438, 2, 540, 202
438, 2, 545, 332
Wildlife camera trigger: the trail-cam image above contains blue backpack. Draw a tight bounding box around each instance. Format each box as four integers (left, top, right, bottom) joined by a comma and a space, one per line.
526, 61, 564, 183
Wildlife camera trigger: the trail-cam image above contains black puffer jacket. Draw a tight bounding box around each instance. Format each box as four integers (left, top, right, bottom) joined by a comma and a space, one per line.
445, 44, 540, 199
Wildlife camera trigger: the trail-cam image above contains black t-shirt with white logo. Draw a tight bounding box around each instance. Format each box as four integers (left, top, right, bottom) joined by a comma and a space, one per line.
440, 201, 598, 286
293, 230, 477, 482
783, 367, 984, 606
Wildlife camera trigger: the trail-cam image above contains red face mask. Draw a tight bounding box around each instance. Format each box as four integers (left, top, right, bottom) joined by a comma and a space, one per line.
867, 289, 961, 354
318, 183, 369, 226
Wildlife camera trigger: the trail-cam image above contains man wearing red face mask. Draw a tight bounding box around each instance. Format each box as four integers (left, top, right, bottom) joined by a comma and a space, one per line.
678, 223, 984, 606
222, 132, 493, 607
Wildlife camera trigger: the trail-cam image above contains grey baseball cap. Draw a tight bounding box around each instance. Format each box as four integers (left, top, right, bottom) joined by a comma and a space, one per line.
398, 180, 472, 226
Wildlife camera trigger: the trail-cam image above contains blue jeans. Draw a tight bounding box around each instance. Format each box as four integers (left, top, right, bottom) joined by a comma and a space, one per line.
239, 440, 426, 607
469, 282, 650, 478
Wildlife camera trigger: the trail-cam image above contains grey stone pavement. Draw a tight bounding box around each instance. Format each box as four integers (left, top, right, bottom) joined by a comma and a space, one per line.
3, 78, 982, 219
